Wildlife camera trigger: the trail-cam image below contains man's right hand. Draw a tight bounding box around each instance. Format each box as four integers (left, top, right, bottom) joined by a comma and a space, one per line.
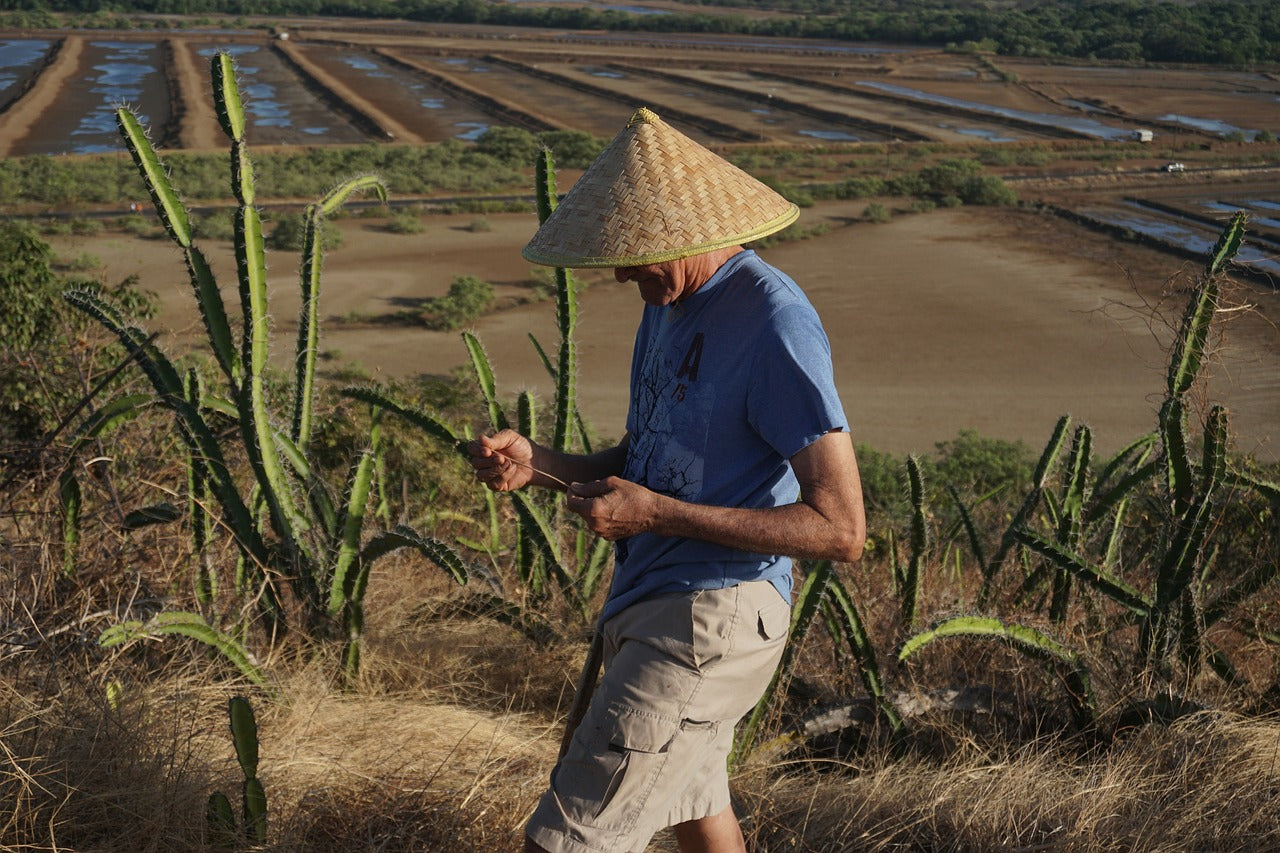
467, 430, 534, 492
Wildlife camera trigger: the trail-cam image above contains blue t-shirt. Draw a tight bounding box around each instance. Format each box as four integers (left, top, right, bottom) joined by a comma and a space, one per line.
603, 250, 847, 621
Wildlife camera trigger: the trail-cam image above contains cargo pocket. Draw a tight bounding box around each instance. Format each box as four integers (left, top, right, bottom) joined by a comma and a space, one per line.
757, 593, 791, 642
593, 703, 678, 824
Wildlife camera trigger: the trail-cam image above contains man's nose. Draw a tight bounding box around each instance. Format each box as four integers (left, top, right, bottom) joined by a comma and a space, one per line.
613, 267, 633, 283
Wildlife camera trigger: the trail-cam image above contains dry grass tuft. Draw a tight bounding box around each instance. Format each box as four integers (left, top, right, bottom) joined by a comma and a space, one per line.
257, 670, 556, 849
734, 712, 1280, 852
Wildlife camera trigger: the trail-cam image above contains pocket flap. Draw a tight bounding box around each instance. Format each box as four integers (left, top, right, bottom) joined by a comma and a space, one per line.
605, 703, 676, 755
757, 596, 791, 641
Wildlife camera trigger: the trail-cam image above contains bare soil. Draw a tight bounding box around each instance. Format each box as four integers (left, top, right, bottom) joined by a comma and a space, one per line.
48, 197, 1280, 462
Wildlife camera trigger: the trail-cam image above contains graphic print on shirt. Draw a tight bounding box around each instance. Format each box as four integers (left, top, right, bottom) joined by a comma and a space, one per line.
625, 325, 713, 502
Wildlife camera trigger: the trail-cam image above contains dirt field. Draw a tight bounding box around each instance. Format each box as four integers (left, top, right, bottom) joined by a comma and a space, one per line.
46, 196, 1280, 463
7, 20, 1279, 460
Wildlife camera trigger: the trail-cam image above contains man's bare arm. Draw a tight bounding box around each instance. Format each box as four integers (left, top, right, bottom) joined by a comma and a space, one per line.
565, 429, 865, 563
468, 430, 630, 493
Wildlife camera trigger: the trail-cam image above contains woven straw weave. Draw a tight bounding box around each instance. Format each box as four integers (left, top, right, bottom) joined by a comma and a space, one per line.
522, 107, 798, 268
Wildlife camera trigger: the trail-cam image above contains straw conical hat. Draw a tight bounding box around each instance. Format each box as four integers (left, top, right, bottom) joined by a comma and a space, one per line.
522, 107, 798, 268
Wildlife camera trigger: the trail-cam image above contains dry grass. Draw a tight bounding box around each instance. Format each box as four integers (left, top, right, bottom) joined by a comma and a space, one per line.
734, 713, 1280, 852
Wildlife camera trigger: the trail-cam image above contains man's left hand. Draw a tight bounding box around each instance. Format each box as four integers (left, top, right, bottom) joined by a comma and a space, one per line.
564, 477, 659, 540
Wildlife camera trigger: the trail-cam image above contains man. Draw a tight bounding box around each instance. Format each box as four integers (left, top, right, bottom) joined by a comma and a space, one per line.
468, 108, 865, 853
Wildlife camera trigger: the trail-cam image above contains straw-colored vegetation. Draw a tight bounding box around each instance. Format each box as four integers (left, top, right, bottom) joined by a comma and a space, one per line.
2, 53, 1278, 853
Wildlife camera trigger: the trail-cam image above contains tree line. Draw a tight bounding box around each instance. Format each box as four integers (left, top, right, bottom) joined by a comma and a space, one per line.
6, 0, 1278, 65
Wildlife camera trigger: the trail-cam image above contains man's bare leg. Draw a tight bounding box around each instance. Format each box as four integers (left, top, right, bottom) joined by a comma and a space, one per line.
673, 805, 747, 853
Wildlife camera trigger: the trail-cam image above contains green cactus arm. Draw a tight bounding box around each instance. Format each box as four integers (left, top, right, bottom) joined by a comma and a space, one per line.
1204, 210, 1246, 279
227, 696, 260, 778
1014, 528, 1151, 616
341, 386, 464, 452
273, 430, 338, 537
292, 177, 385, 451
732, 560, 834, 768
575, 535, 613, 618
825, 572, 899, 728
211, 52, 246, 142
1153, 410, 1228, 612
510, 490, 565, 572
1092, 432, 1157, 497
99, 611, 269, 687
554, 267, 579, 453
463, 332, 510, 432
242, 776, 267, 843
899, 615, 1096, 729
116, 107, 192, 248
293, 205, 324, 450
328, 436, 380, 616
186, 245, 241, 387
946, 484, 987, 570
517, 389, 538, 440
356, 524, 469, 588
317, 174, 387, 216
535, 147, 558, 224
1056, 425, 1091, 544
901, 454, 927, 630
122, 502, 183, 530
62, 291, 271, 569
235, 205, 310, 549
528, 332, 593, 454
981, 414, 1071, 601
206, 792, 236, 847
67, 394, 154, 452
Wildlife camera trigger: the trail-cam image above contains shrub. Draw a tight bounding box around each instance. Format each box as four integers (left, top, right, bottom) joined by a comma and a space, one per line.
467, 217, 492, 233
864, 202, 891, 223
385, 212, 424, 234
194, 207, 235, 241
958, 174, 1018, 206
418, 275, 494, 330
268, 212, 343, 251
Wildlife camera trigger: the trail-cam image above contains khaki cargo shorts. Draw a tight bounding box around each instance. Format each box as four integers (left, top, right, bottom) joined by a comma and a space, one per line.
527, 579, 790, 853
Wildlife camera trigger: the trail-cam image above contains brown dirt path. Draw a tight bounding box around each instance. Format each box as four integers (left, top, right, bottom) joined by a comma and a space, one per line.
169, 37, 222, 151
0, 35, 82, 157
274, 40, 422, 143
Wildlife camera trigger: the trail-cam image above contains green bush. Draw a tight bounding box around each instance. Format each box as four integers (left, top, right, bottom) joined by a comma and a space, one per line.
417, 275, 494, 330
864, 202, 891, 223
385, 212, 424, 234
467, 217, 492, 233
194, 207, 235, 241
267, 212, 343, 251
958, 174, 1018, 206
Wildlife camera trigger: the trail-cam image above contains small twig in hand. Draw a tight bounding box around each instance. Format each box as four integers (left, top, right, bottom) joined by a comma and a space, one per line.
500, 455, 570, 490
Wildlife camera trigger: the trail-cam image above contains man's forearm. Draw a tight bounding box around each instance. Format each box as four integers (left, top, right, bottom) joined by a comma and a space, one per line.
648, 495, 864, 563
528, 439, 629, 491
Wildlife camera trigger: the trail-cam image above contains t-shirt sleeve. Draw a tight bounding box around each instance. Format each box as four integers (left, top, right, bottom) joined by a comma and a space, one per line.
746, 302, 847, 460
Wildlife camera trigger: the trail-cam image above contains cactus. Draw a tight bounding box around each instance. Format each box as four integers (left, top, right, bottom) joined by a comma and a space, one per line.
67, 52, 464, 683
207, 696, 267, 847
900, 615, 1096, 731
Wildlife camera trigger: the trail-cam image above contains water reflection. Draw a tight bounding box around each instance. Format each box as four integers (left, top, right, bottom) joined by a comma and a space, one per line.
0, 39, 51, 93
71, 41, 162, 154
454, 122, 488, 141
1087, 207, 1280, 276
798, 129, 860, 141
1157, 113, 1259, 140
565, 32, 909, 55
856, 80, 1133, 141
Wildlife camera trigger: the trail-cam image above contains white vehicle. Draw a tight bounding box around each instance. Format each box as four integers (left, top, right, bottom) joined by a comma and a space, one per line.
1164, 162, 1186, 172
